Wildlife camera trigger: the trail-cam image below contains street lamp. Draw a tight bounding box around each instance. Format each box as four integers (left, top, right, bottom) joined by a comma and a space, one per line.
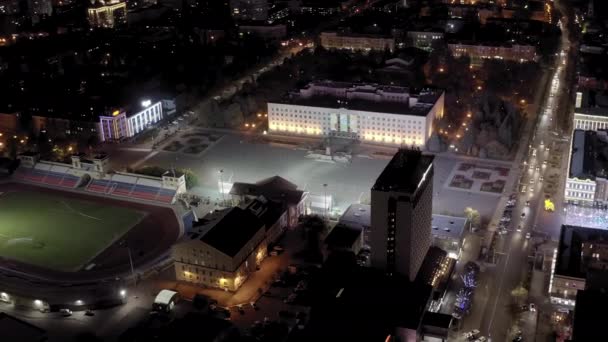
219, 169, 226, 206
323, 183, 328, 218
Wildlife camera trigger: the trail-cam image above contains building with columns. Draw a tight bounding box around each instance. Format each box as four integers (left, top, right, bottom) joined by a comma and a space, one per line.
267, 81, 444, 148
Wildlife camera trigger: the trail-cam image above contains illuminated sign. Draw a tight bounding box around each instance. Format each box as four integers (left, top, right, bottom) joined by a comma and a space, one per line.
141, 99, 151, 107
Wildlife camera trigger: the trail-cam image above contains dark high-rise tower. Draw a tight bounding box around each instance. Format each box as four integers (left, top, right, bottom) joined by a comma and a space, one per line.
370, 149, 434, 281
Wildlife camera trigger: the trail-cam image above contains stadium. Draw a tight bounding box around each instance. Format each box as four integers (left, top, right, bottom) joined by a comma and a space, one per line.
0, 181, 183, 310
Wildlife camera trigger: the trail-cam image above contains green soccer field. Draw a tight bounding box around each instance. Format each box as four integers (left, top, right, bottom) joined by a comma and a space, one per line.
0, 191, 145, 272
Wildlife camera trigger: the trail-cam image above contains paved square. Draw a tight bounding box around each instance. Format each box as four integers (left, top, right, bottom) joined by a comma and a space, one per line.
446, 162, 510, 195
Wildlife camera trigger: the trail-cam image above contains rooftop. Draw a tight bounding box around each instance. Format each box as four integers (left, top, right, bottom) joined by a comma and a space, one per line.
416, 246, 455, 291
197, 207, 265, 258
569, 130, 608, 180
573, 290, 608, 342
245, 196, 285, 231
431, 214, 467, 241
274, 81, 443, 117
372, 149, 434, 194
338, 203, 370, 231
300, 265, 432, 341
0, 313, 46, 342
230, 175, 306, 206
120, 312, 237, 341
555, 225, 608, 279
324, 224, 362, 250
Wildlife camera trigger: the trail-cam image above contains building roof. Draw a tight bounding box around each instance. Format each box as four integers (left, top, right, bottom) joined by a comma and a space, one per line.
154, 289, 178, 305
568, 130, 608, 180
200, 207, 265, 257
372, 149, 434, 194
245, 196, 285, 231
416, 246, 455, 291
275, 89, 442, 117
555, 225, 608, 279
421, 311, 453, 330
300, 266, 432, 341
120, 312, 237, 341
230, 176, 306, 206
324, 224, 362, 250
0, 313, 46, 342
431, 214, 467, 241
338, 203, 370, 230
573, 290, 608, 342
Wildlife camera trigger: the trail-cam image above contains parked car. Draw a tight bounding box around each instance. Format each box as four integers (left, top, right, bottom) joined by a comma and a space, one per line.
60, 308, 72, 317
529, 303, 536, 312
463, 329, 480, 340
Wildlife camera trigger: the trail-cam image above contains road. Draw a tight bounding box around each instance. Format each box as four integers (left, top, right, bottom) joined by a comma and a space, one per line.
474, 6, 573, 341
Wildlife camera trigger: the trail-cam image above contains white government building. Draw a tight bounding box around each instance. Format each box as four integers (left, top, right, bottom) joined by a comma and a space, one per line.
267, 81, 445, 148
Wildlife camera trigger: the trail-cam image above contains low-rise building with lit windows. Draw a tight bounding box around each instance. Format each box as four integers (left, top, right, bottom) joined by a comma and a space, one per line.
173, 207, 267, 291
87, 0, 127, 28
565, 130, 608, 206
448, 42, 537, 64
320, 31, 395, 52
267, 81, 444, 148
573, 90, 608, 131
549, 225, 608, 307
407, 31, 444, 51
98, 100, 163, 142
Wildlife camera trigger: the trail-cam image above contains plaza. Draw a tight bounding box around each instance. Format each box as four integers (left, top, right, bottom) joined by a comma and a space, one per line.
118, 131, 505, 220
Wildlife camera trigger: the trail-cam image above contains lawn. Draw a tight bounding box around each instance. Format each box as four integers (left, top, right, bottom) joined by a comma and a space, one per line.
0, 191, 145, 272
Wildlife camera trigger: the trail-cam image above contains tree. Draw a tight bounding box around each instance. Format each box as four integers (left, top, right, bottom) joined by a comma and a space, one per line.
300, 215, 328, 262
180, 168, 198, 189
464, 207, 481, 231
511, 284, 528, 305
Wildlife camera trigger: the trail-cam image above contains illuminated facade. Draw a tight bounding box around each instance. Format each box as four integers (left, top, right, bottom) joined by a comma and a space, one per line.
565, 130, 608, 206
267, 81, 444, 148
87, 0, 127, 28
407, 31, 444, 51
320, 31, 395, 52
230, 0, 268, 21
448, 42, 537, 64
173, 207, 267, 292
98, 100, 162, 142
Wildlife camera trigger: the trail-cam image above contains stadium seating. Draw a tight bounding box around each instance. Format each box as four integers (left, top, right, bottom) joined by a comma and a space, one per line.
130, 184, 162, 201
156, 188, 177, 204
14, 168, 82, 189
111, 182, 135, 197
59, 174, 80, 188
15, 166, 178, 204
87, 179, 111, 193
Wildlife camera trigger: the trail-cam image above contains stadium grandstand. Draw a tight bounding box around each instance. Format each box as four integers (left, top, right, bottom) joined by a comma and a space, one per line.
13, 163, 83, 189
13, 152, 184, 205
86, 173, 179, 204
